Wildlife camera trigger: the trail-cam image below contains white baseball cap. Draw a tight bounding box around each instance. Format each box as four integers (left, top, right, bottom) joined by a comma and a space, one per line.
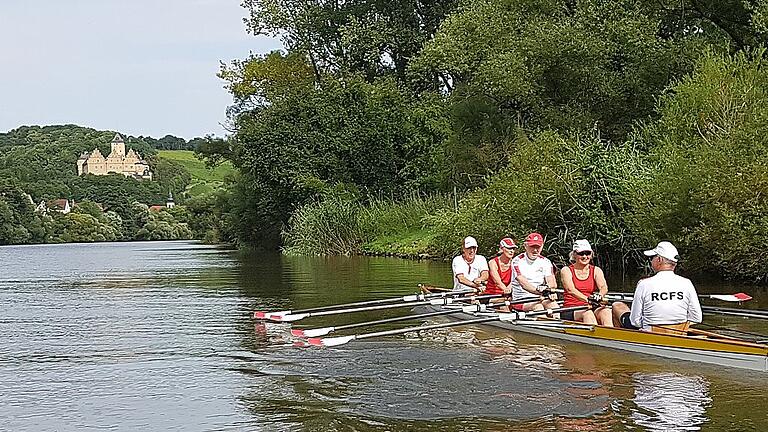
463, 236, 478, 248
572, 239, 592, 252
643, 241, 679, 262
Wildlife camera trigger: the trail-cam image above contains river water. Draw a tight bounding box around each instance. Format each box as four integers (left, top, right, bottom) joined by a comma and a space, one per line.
1, 241, 766, 431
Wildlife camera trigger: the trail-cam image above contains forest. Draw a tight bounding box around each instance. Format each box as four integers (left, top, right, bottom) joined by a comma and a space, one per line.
0, 125, 200, 243
193, 0, 768, 282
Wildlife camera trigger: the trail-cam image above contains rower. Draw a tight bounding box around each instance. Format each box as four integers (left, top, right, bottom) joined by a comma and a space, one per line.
509, 232, 559, 316
560, 239, 613, 326
452, 236, 489, 292
613, 241, 702, 333
485, 237, 518, 311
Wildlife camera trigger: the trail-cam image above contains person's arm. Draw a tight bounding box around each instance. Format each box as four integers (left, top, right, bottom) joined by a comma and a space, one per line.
594, 267, 608, 296
475, 257, 489, 285
456, 273, 478, 288
514, 272, 540, 295
561, 267, 589, 303
687, 282, 703, 324
452, 258, 478, 289
629, 283, 645, 328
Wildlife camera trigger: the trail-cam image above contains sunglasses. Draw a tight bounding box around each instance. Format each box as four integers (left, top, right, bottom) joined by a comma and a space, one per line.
502, 245, 517, 250
576, 251, 592, 256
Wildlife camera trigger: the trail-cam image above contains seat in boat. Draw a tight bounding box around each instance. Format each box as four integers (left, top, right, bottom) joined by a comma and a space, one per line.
650, 322, 690, 335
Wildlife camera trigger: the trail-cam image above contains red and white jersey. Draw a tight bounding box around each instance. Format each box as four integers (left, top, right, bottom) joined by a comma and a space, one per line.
452, 255, 488, 291
629, 271, 702, 330
510, 253, 553, 300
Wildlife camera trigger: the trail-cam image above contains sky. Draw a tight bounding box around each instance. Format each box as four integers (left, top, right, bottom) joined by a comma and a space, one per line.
0, 0, 282, 139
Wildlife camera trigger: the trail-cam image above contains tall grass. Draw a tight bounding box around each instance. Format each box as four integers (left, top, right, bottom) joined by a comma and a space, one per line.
282, 192, 451, 256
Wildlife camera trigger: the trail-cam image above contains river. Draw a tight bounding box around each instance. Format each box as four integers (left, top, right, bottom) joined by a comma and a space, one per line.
1, 241, 766, 431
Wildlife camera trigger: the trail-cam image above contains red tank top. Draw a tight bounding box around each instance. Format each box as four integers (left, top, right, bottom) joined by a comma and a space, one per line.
485, 256, 512, 295
563, 264, 596, 307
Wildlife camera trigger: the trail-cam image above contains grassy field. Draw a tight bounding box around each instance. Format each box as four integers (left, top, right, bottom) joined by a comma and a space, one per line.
158, 150, 234, 183
158, 150, 235, 197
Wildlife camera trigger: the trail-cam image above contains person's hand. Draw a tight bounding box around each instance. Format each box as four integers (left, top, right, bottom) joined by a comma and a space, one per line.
536, 284, 551, 296
587, 293, 603, 308
502, 286, 512, 295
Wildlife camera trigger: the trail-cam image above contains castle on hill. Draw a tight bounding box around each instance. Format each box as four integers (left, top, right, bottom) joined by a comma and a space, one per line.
77, 133, 153, 180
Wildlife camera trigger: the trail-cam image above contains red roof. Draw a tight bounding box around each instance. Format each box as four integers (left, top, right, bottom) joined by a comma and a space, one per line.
148, 205, 165, 212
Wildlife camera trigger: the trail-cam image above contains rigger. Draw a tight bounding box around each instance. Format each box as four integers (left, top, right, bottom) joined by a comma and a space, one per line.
651, 292, 684, 301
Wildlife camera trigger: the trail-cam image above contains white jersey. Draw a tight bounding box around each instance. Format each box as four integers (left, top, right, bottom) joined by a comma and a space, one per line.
629, 271, 702, 331
452, 255, 488, 291
510, 253, 553, 300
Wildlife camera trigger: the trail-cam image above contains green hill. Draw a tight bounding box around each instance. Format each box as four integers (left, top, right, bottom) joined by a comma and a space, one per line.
157, 150, 234, 196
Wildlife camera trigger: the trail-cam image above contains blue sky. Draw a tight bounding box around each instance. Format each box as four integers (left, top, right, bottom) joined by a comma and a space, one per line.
0, 0, 281, 139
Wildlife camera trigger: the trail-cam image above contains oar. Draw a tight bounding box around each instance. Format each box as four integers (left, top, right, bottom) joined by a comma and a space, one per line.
291, 295, 543, 338
270, 293, 504, 323
605, 294, 768, 320
303, 305, 589, 347
607, 291, 753, 303
701, 306, 768, 320
253, 287, 478, 320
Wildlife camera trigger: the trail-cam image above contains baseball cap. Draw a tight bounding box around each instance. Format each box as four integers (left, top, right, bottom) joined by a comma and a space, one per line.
572, 239, 592, 252
643, 241, 679, 262
524, 232, 544, 246
499, 237, 517, 249
463, 236, 478, 248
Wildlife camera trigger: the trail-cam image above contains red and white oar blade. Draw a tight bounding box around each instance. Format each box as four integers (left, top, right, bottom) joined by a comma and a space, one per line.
307, 335, 355, 347
290, 329, 306, 337
270, 313, 308, 323
253, 310, 289, 320
708, 293, 752, 302
301, 327, 334, 338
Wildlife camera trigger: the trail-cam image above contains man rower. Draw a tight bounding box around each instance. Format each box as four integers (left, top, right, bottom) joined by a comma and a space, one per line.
452, 236, 489, 292
509, 232, 559, 314
612, 241, 702, 331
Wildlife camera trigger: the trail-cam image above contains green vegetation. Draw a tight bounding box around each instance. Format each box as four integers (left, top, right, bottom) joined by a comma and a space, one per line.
0, 125, 199, 244
157, 150, 234, 183
190, 0, 768, 282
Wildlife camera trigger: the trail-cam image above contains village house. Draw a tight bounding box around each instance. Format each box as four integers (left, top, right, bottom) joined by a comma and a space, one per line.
77, 133, 153, 180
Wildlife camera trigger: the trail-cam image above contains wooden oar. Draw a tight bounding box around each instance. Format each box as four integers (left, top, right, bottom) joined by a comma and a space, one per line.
291, 295, 543, 338
253, 287, 478, 320
302, 305, 589, 347
270, 293, 504, 323
607, 291, 753, 303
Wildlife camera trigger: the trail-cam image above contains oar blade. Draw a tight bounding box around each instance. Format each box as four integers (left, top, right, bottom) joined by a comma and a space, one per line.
271, 313, 308, 323
301, 327, 334, 338
308, 335, 355, 347
707, 293, 753, 302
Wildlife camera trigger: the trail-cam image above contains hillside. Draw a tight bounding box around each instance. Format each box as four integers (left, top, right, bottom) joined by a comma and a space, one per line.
157, 150, 234, 196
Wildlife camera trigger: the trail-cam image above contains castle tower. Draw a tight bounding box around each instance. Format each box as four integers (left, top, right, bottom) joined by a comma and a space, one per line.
166, 191, 175, 208
110, 133, 126, 157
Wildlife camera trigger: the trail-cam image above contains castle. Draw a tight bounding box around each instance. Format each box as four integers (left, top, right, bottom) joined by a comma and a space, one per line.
77, 133, 153, 180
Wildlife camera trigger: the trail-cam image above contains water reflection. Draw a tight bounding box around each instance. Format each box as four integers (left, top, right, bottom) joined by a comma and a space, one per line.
630, 372, 711, 431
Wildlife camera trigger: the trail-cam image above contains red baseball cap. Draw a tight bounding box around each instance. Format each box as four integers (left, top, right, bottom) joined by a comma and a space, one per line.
524, 232, 544, 246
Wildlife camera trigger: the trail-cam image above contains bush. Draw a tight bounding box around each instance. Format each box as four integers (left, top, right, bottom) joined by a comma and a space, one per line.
624, 50, 768, 281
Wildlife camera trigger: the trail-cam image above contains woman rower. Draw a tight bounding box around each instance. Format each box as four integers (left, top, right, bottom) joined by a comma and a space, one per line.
485, 237, 518, 311
559, 239, 613, 326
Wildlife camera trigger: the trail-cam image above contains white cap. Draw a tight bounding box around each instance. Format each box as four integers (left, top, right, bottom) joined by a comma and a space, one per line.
463, 236, 478, 248
572, 239, 592, 252
643, 241, 679, 262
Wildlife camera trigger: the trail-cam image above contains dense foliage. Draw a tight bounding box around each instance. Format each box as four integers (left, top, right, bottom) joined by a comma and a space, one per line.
23, 1, 760, 281
0, 125, 195, 243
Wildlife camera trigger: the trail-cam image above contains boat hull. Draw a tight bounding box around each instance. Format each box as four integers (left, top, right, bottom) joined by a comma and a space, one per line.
415, 305, 768, 372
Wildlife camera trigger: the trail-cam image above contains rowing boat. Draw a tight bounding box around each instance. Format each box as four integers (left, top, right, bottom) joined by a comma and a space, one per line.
417, 287, 768, 372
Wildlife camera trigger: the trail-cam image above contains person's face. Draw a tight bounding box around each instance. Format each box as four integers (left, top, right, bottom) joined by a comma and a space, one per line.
501, 244, 517, 258
575, 250, 592, 264
463, 246, 477, 260
525, 242, 542, 258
